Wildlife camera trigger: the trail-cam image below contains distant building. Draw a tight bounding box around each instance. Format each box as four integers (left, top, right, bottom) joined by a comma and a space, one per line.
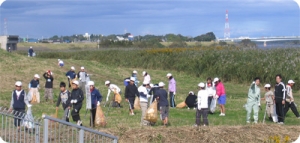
128, 35, 134, 41
0, 35, 19, 51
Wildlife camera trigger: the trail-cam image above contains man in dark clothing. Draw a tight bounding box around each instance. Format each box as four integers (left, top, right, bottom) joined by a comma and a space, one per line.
9, 81, 31, 131
185, 91, 197, 109
125, 77, 139, 115
156, 82, 169, 126
87, 81, 102, 127
56, 82, 71, 122
70, 80, 84, 126
274, 74, 286, 124
43, 70, 54, 102
28, 46, 34, 57
66, 66, 77, 88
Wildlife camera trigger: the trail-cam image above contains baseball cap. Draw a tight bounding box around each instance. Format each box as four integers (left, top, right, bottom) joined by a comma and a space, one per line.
288, 80, 295, 84
158, 82, 165, 87
198, 82, 205, 87
105, 81, 110, 85
189, 91, 194, 95
264, 84, 271, 88
87, 81, 94, 86
72, 80, 79, 85
34, 74, 40, 78
166, 73, 172, 77
15, 81, 22, 86
143, 81, 149, 85
130, 77, 135, 81
71, 66, 75, 70
81, 67, 84, 70
133, 70, 137, 74
213, 77, 219, 83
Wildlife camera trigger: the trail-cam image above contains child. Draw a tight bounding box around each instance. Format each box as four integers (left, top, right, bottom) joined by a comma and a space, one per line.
56, 82, 71, 122
263, 84, 275, 122
195, 82, 209, 127
185, 91, 197, 109
58, 59, 64, 68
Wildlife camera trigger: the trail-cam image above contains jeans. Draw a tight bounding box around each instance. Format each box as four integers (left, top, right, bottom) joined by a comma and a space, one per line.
169, 92, 176, 107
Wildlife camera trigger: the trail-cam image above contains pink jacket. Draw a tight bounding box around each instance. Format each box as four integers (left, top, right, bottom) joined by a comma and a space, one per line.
215, 82, 226, 96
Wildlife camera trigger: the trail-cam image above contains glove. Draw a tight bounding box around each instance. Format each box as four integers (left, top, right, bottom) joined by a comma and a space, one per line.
215, 95, 219, 99
173, 92, 176, 95
71, 100, 74, 103
74, 99, 77, 103
75, 109, 78, 112
97, 101, 100, 106
27, 104, 32, 108
258, 103, 261, 106
252, 81, 255, 84
67, 76, 70, 79
79, 78, 81, 81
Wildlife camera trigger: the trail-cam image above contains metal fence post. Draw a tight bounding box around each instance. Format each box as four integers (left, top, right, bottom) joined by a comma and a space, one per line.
35, 122, 40, 143
79, 129, 84, 143
113, 139, 118, 143
43, 118, 49, 143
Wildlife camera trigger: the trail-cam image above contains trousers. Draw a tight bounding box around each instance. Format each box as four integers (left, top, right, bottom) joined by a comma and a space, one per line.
246, 101, 259, 122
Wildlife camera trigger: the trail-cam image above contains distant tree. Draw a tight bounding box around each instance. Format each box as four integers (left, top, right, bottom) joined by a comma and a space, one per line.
169, 41, 187, 48
194, 32, 216, 42
219, 41, 227, 46
239, 39, 257, 49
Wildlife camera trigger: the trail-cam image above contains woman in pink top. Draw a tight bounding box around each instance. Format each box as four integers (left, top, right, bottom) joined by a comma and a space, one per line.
213, 77, 226, 116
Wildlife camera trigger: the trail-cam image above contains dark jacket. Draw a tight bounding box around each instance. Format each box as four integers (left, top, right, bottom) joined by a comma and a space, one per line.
185, 94, 197, 108
56, 90, 71, 109
66, 70, 76, 79
149, 85, 159, 102
10, 90, 28, 109
43, 73, 54, 88
275, 82, 286, 103
156, 88, 169, 106
28, 49, 34, 56
30, 79, 39, 88
70, 88, 84, 110
125, 84, 139, 99
91, 88, 102, 109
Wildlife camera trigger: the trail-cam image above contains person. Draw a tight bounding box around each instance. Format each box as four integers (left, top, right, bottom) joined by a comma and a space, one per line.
246, 77, 261, 123
138, 81, 150, 126
77, 66, 88, 91
262, 84, 276, 122
167, 73, 176, 108
87, 81, 102, 127
185, 91, 197, 109
156, 82, 169, 126
56, 82, 71, 122
70, 80, 84, 126
214, 77, 226, 116
28, 46, 34, 57
9, 81, 32, 131
125, 77, 139, 115
8, 47, 11, 52
142, 71, 151, 84
105, 81, 121, 107
43, 70, 54, 102
132, 70, 139, 86
195, 82, 209, 127
123, 77, 130, 91
206, 77, 216, 111
66, 66, 77, 88
284, 80, 300, 118
274, 74, 286, 124
58, 59, 64, 68
149, 83, 159, 103
29, 74, 40, 103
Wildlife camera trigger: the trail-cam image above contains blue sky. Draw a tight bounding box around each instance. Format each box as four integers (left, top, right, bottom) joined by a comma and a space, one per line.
0, 0, 299, 38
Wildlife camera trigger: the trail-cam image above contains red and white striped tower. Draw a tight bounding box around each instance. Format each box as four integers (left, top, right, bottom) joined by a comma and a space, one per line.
224, 10, 230, 39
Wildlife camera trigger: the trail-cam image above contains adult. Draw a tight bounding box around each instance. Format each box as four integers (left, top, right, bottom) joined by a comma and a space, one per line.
214, 77, 226, 116
206, 77, 216, 110
167, 73, 176, 108
263, 84, 276, 122
132, 70, 139, 86
156, 82, 169, 126
56, 82, 71, 122
66, 66, 77, 88
125, 77, 139, 115
43, 70, 54, 102
142, 71, 151, 84
29, 74, 40, 103
274, 74, 286, 124
138, 81, 150, 125
77, 66, 88, 91
195, 83, 209, 127
87, 81, 102, 127
70, 80, 85, 126
58, 59, 64, 68
105, 81, 121, 107
185, 91, 197, 109
28, 46, 34, 57
246, 77, 261, 123
285, 80, 300, 118
9, 81, 32, 131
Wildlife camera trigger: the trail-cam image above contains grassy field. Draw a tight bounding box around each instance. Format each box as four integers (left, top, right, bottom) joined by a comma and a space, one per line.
1, 49, 300, 142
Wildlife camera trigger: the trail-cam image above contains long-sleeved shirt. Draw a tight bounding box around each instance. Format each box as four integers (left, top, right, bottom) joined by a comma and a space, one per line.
91, 88, 102, 109
286, 85, 293, 102
43, 73, 54, 88
265, 91, 274, 104
77, 71, 88, 82
156, 88, 168, 106
197, 90, 209, 109
70, 88, 84, 110
106, 84, 121, 101
138, 85, 150, 102
10, 90, 29, 109
125, 84, 139, 99
56, 90, 71, 109
143, 74, 151, 84
247, 83, 260, 104
168, 78, 176, 93
275, 82, 286, 103
28, 49, 34, 56
185, 95, 197, 108
66, 70, 77, 79
29, 79, 39, 88
215, 82, 226, 96
206, 83, 216, 97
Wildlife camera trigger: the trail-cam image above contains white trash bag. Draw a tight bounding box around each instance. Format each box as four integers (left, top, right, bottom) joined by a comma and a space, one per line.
210, 98, 217, 113
22, 107, 35, 129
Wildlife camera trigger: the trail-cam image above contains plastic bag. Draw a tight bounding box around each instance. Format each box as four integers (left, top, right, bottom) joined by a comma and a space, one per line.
95, 105, 106, 127
273, 104, 278, 123
134, 96, 140, 110
210, 98, 217, 113
144, 100, 158, 123
114, 90, 122, 104
176, 101, 186, 108
22, 107, 35, 129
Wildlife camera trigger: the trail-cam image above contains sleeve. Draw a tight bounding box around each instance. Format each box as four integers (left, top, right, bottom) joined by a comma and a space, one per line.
106, 88, 111, 101
65, 71, 69, 77
56, 93, 61, 107
78, 90, 85, 103
10, 91, 14, 108
67, 91, 72, 107
257, 88, 261, 105
24, 92, 30, 106
286, 86, 291, 97
43, 73, 47, 79
281, 83, 286, 100
125, 86, 129, 99
174, 80, 176, 92
135, 87, 140, 97
51, 75, 54, 81
77, 71, 80, 79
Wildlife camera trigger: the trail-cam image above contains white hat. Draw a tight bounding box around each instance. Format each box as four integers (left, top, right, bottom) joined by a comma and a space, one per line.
133, 70, 137, 74
142, 71, 146, 76
198, 82, 205, 87
189, 91, 194, 95
87, 81, 94, 86
288, 80, 295, 84
58, 59, 60, 61
105, 81, 110, 85
150, 83, 154, 87
15, 81, 22, 86
30, 46, 32, 49
72, 80, 79, 85
71, 66, 75, 70
125, 79, 130, 82
213, 77, 219, 83
166, 73, 172, 77
158, 82, 165, 87
130, 77, 135, 81
34, 74, 40, 78
264, 84, 271, 88
81, 66, 84, 70
143, 81, 149, 85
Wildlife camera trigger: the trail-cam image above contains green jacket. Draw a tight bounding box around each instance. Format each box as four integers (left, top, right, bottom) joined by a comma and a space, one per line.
247, 82, 260, 104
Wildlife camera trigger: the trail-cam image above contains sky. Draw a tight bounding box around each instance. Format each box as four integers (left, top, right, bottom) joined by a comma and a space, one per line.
0, 0, 299, 39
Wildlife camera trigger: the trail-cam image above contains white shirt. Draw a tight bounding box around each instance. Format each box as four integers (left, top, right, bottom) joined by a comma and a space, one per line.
59, 60, 64, 64
205, 83, 216, 97
138, 85, 150, 102
143, 74, 151, 84
197, 90, 209, 110
106, 84, 121, 101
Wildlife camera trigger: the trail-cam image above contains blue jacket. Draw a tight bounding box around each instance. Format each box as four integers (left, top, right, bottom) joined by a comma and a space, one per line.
91, 88, 102, 108
156, 88, 169, 106
66, 70, 76, 79
29, 79, 39, 88
28, 49, 33, 56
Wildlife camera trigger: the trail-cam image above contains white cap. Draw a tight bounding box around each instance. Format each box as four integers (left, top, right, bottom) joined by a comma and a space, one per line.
198, 82, 205, 87
81, 67, 84, 70
15, 81, 22, 86
87, 81, 94, 86
142, 71, 146, 76
130, 77, 135, 81
34, 74, 40, 78
189, 91, 194, 95
72, 80, 79, 85
150, 83, 154, 87
125, 79, 130, 82
30, 46, 32, 49
133, 70, 137, 74
105, 81, 110, 85
143, 81, 149, 85
264, 84, 271, 88
213, 77, 219, 83
166, 73, 172, 77
158, 82, 165, 87
71, 66, 75, 70
58, 59, 60, 61
288, 80, 295, 84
